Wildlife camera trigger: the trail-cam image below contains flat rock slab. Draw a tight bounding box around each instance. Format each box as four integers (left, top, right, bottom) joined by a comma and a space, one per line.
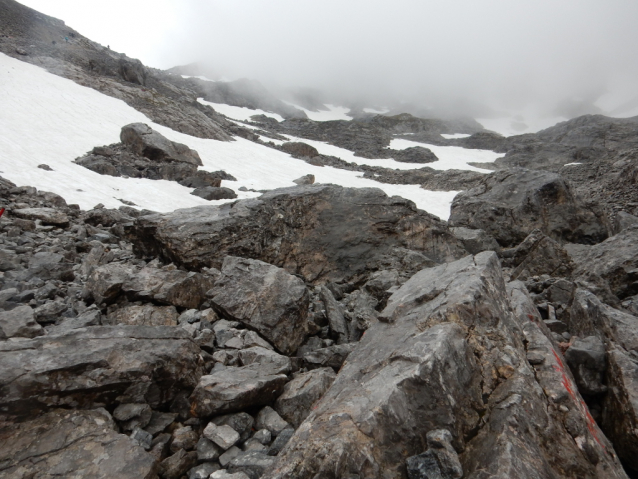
0, 325, 204, 417
121, 122, 202, 166
190, 365, 288, 418
128, 184, 467, 284
0, 408, 157, 479
12, 207, 69, 226
275, 368, 336, 428
0, 304, 42, 338
209, 256, 309, 355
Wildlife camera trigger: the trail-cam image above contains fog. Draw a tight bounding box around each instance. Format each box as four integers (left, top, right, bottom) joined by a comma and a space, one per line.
19, 0, 638, 119
146, 0, 638, 118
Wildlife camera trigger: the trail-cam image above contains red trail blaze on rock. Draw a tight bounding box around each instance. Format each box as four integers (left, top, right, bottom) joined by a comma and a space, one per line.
551, 349, 605, 450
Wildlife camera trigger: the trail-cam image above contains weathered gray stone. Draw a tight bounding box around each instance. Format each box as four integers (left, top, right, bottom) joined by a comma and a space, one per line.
255, 406, 290, 436
188, 462, 221, 479
319, 286, 348, 344
171, 426, 199, 452
449, 168, 608, 247
0, 325, 204, 416
158, 448, 198, 479
121, 122, 202, 166
565, 336, 607, 396
219, 446, 243, 468
190, 365, 287, 418
266, 428, 294, 457
12, 207, 69, 226
196, 436, 222, 462
229, 451, 276, 479
0, 304, 42, 338
302, 342, 357, 370
209, 256, 309, 355
130, 427, 153, 451
262, 254, 626, 478
213, 412, 255, 442
107, 303, 179, 326
274, 368, 336, 428
450, 226, 501, 254
144, 411, 177, 437
0, 408, 157, 479
113, 403, 152, 431
292, 174, 315, 185
128, 185, 466, 284
239, 346, 291, 375
211, 470, 250, 479
406, 429, 462, 479
204, 423, 241, 450
506, 229, 574, 280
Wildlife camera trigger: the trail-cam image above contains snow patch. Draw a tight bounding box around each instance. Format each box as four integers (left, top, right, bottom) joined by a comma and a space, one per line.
282, 102, 352, 122
198, 98, 284, 122
440, 133, 471, 139
363, 107, 389, 114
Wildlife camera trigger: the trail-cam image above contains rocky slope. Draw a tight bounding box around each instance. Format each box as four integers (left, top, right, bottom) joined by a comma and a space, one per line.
2, 1, 638, 478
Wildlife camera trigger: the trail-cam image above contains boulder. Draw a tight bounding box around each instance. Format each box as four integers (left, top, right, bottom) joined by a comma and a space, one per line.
612, 211, 638, 235
239, 347, 292, 375
158, 449, 198, 479
0, 325, 205, 416
0, 304, 43, 338
255, 406, 290, 436
190, 364, 288, 418
449, 168, 608, 247
390, 146, 438, 164
12, 207, 69, 226
107, 303, 179, 326
571, 225, 638, 299
261, 253, 626, 478
122, 265, 215, 310
564, 336, 607, 396
406, 429, 462, 479
0, 408, 157, 479
302, 343, 357, 370
449, 226, 500, 255
209, 256, 309, 355
280, 142, 319, 158
127, 185, 467, 284
505, 229, 574, 280
319, 286, 348, 344
229, 452, 276, 479
191, 186, 238, 200
120, 123, 202, 165
83, 262, 135, 305
274, 368, 336, 428
292, 174, 315, 186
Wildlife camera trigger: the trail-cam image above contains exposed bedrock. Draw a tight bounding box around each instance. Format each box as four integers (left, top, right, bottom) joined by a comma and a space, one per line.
262, 252, 625, 479
449, 168, 608, 247
127, 184, 468, 284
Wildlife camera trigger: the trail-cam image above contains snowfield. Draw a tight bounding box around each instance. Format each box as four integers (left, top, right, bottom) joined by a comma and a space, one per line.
282, 102, 352, 122
0, 53, 470, 220
197, 98, 285, 122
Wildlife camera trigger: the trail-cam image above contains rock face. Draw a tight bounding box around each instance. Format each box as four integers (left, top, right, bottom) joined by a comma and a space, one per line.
0, 408, 158, 479
262, 253, 626, 478
209, 256, 309, 355
571, 225, 638, 299
0, 325, 204, 416
128, 185, 467, 283
449, 168, 608, 247
274, 368, 336, 428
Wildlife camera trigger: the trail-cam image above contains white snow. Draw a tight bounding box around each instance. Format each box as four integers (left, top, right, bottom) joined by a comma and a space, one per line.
181, 74, 216, 82
282, 102, 352, 122
363, 107, 389, 115
563, 162, 582, 166
390, 139, 501, 173
0, 53, 464, 220
197, 98, 284, 122
477, 114, 567, 137
440, 133, 471, 139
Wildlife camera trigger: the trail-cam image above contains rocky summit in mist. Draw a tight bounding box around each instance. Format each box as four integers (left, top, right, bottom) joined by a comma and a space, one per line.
1, 1, 638, 478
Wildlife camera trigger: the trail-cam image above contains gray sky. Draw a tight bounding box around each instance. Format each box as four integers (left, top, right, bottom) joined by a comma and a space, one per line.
19, 0, 638, 116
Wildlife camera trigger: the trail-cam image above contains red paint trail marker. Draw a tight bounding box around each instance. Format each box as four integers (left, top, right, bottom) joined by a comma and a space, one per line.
0, 208, 5, 218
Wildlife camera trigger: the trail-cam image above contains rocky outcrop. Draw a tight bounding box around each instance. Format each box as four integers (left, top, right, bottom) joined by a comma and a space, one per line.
262, 252, 624, 478
449, 168, 608, 247
0, 325, 205, 416
128, 184, 467, 283
209, 256, 309, 355
503, 229, 575, 280
0, 408, 158, 479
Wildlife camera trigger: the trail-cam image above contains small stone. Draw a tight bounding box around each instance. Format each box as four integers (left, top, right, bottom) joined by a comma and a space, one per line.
252, 429, 272, 445
210, 470, 251, 479
219, 446, 242, 467
242, 438, 267, 452
113, 403, 152, 431
130, 427, 153, 450
204, 423, 241, 450
255, 406, 290, 436
267, 428, 294, 456
196, 437, 221, 462
188, 462, 220, 479
171, 426, 199, 452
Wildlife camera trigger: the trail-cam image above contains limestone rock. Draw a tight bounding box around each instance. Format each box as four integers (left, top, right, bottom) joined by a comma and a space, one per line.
274, 368, 336, 428
0, 325, 204, 416
209, 256, 309, 355
0, 408, 157, 479
12, 207, 69, 226
449, 168, 608, 247
128, 185, 467, 284
0, 304, 43, 338
120, 123, 202, 166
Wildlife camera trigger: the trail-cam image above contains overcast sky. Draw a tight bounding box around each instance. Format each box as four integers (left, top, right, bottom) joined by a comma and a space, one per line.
19, 0, 638, 116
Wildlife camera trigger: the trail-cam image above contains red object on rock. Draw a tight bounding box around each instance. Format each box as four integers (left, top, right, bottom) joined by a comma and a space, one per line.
0, 208, 5, 218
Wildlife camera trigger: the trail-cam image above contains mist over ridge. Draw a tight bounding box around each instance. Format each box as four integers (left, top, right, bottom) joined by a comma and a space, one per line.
151, 0, 638, 120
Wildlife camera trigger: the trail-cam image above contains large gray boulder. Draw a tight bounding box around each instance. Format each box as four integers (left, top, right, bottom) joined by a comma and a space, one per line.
0, 408, 157, 479
274, 368, 336, 428
209, 256, 309, 355
127, 185, 467, 284
190, 364, 288, 418
262, 253, 626, 478
449, 168, 608, 247
12, 207, 69, 226
0, 304, 43, 338
571, 225, 638, 299
120, 123, 202, 166
0, 325, 205, 416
